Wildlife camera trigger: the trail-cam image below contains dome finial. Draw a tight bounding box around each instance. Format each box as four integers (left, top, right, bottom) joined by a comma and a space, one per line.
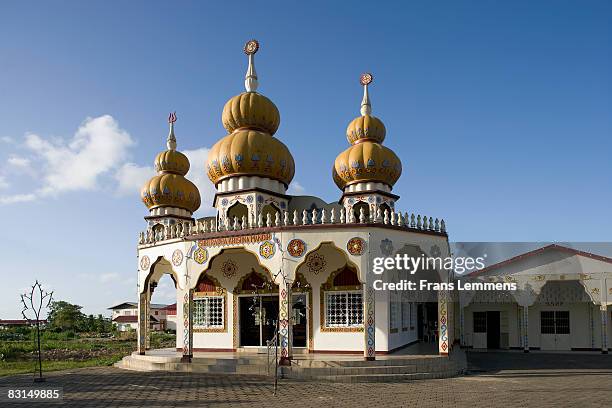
167, 111, 177, 150
360, 72, 373, 116
244, 39, 259, 92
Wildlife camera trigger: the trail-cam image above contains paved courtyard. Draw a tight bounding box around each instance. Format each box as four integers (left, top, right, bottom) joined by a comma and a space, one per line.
1, 352, 610, 407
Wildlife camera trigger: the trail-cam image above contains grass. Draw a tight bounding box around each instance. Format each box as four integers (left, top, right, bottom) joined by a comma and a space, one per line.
0, 332, 175, 377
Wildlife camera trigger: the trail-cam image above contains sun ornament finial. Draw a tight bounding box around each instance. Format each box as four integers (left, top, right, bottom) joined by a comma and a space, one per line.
360, 72, 373, 116
244, 39, 259, 55
167, 111, 177, 150
244, 39, 259, 93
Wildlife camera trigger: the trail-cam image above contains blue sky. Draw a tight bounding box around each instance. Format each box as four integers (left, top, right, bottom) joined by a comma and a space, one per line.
0, 1, 610, 318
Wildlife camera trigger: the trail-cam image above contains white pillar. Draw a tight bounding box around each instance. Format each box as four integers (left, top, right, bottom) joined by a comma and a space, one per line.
601, 305, 609, 354
364, 283, 376, 360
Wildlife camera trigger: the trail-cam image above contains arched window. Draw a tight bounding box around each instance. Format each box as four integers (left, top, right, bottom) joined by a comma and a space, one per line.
193, 275, 226, 331
379, 203, 391, 219
227, 202, 249, 227
322, 266, 363, 329
352, 201, 370, 222
261, 203, 280, 225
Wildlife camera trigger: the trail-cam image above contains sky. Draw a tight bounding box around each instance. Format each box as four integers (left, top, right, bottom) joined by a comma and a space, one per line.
0, 1, 610, 318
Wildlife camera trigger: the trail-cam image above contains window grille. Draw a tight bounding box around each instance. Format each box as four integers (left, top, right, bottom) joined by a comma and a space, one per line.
193, 296, 224, 328
473, 312, 487, 333
390, 301, 399, 330
401, 302, 410, 329
325, 291, 363, 327
540, 311, 569, 334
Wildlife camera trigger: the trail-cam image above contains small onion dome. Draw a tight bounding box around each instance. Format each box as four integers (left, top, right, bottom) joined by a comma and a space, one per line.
346, 115, 386, 144
154, 150, 190, 175
141, 112, 201, 214
206, 129, 295, 186
333, 141, 402, 189
222, 92, 280, 135
141, 173, 201, 213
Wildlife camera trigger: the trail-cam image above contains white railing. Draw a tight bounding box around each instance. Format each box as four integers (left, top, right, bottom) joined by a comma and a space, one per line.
138, 208, 446, 245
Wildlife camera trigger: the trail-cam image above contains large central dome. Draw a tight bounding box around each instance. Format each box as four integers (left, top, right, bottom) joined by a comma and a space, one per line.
206, 40, 295, 188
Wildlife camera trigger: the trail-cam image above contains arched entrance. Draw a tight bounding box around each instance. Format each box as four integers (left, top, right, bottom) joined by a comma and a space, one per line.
139, 256, 180, 354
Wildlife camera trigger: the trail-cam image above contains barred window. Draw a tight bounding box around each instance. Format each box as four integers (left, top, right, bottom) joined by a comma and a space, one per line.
325, 291, 363, 327
193, 296, 224, 328
473, 312, 487, 333
390, 301, 399, 330
540, 311, 569, 334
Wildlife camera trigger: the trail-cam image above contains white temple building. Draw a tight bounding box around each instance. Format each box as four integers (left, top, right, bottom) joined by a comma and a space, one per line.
135, 40, 452, 364
132, 41, 610, 372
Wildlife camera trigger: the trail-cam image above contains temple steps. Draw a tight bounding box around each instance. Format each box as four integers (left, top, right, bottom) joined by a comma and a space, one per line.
115, 351, 466, 382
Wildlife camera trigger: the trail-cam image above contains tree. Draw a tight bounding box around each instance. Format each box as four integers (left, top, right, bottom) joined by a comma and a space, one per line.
47, 301, 86, 332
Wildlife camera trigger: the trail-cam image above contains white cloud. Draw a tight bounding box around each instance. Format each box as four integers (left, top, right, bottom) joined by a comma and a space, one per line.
27, 115, 134, 196
7, 155, 31, 169
1, 136, 14, 144
288, 181, 306, 195
115, 163, 154, 195
0, 115, 134, 205
0, 193, 36, 204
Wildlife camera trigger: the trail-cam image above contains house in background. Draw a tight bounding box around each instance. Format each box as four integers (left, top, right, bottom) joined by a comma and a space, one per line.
109, 302, 169, 332
459, 244, 611, 353
161, 303, 177, 332
0, 319, 47, 329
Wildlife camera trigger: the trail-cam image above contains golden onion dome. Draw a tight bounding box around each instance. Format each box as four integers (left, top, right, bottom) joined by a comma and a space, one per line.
141, 112, 201, 214
333, 141, 402, 189
154, 150, 190, 175
222, 92, 280, 135
333, 73, 402, 190
346, 115, 386, 144
207, 129, 294, 186
207, 39, 295, 188
141, 173, 201, 213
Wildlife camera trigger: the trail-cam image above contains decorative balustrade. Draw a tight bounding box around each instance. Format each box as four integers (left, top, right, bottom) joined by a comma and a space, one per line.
138, 208, 447, 245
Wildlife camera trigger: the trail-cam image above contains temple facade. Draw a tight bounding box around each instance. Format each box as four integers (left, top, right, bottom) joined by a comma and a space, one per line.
135, 40, 452, 363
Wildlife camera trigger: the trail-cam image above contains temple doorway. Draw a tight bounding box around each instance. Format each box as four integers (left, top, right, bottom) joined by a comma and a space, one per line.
292, 293, 307, 348
239, 295, 279, 347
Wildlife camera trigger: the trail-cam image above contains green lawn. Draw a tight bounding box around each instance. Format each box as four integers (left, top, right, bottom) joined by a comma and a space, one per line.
0, 332, 175, 377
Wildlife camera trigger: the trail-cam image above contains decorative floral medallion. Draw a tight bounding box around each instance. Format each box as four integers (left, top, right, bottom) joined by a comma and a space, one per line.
172, 249, 184, 266
221, 259, 238, 278
221, 198, 229, 207
140, 255, 150, 271
380, 239, 394, 256
193, 248, 208, 265
430, 245, 441, 258
259, 241, 275, 259
287, 239, 306, 258
347, 237, 366, 256
306, 253, 326, 274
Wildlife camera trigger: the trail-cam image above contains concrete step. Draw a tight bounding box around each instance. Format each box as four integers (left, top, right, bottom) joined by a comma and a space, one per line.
283, 363, 459, 376
289, 371, 460, 383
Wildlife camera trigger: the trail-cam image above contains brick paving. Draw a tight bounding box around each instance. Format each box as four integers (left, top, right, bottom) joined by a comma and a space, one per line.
0, 352, 611, 407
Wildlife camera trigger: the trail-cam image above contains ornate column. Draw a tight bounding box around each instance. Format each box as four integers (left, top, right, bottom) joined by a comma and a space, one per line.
521, 305, 529, 353
364, 283, 376, 360
279, 279, 292, 365
181, 289, 193, 362
137, 290, 148, 355
145, 282, 156, 350
438, 290, 449, 355
601, 305, 609, 354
